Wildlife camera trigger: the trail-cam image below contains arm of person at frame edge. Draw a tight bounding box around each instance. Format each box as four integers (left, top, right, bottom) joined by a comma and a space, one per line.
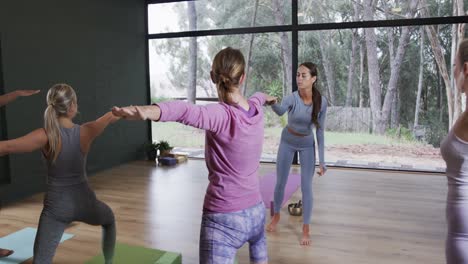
316, 96, 328, 176
0, 128, 48, 156
270, 93, 293, 116
80, 112, 121, 153
0, 90, 40, 107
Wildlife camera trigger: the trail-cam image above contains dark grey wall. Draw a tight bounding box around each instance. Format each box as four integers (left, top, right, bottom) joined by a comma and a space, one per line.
0, 0, 149, 204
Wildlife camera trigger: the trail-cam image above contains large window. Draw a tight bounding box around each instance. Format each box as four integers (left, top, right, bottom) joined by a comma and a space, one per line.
148, 0, 291, 34
147, 0, 467, 172
298, 0, 465, 24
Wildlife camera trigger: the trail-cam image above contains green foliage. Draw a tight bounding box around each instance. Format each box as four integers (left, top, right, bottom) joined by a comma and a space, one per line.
265, 80, 283, 99
155, 140, 173, 152
144, 140, 173, 153
422, 114, 448, 148
386, 126, 415, 142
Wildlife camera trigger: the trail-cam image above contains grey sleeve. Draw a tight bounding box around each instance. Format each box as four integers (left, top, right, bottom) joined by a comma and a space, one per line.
271, 94, 293, 116
316, 96, 327, 166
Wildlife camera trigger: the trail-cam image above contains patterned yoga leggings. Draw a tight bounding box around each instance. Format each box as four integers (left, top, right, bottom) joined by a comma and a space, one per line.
199, 202, 268, 264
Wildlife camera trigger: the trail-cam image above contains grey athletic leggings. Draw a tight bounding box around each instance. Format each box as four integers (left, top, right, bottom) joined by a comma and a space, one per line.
274, 127, 316, 224
33, 182, 115, 264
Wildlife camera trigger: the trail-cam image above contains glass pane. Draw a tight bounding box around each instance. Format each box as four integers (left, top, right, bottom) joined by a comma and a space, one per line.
149, 32, 292, 159
148, 0, 291, 34
299, 23, 466, 172
299, 0, 467, 24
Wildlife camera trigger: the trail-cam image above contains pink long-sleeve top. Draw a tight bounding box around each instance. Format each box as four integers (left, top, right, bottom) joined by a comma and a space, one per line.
157, 92, 267, 213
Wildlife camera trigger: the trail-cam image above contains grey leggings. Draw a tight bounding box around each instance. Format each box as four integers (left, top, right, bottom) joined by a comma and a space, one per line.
274, 127, 315, 224
33, 183, 115, 264
446, 188, 468, 264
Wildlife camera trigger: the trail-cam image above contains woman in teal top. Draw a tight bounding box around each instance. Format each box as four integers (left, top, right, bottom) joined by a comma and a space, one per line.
267, 62, 327, 246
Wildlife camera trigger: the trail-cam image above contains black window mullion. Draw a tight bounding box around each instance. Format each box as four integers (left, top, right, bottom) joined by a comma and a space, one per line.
292, 0, 299, 165
292, 0, 298, 93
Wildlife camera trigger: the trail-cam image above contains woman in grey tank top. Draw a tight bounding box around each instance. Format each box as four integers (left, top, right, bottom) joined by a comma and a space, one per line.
441, 39, 468, 264
0, 89, 40, 258
0, 84, 119, 263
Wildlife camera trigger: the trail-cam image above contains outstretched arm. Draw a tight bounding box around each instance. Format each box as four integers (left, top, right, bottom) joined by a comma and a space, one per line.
0, 90, 40, 107
0, 128, 48, 156
80, 112, 121, 153
113, 101, 229, 134
271, 94, 293, 116
112, 105, 161, 121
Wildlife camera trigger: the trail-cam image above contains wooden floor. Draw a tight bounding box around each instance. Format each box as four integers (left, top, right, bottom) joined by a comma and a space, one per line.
0, 159, 446, 264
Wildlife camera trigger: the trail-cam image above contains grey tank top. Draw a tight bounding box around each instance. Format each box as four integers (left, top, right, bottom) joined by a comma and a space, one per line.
441, 129, 468, 190
47, 124, 87, 186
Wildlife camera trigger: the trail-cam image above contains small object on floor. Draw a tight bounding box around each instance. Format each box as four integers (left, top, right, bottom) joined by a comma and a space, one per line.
0, 227, 73, 264
85, 243, 181, 264
167, 153, 188, 164
158, 157, 177, 166
288, 200, 303, 216
175, 155, 188, 164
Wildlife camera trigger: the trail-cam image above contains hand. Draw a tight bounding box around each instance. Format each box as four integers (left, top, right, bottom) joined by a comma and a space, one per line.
15, 90, 40, 97
317, 165, 327, 176
109, 113, 121, 124
265, 95, 278, 106
112, 106, 147, 120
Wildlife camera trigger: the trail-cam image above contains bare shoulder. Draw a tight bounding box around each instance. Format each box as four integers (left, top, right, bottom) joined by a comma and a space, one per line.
32, 128, 48, 139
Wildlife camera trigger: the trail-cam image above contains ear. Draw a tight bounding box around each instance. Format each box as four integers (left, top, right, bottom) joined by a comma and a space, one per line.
463, 62, 468, 76
239, 73, 246, 85
210, 70, 216, 84
311, 76, 317, 84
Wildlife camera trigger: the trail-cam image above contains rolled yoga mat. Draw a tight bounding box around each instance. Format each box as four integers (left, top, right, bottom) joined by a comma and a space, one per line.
0, 227, 74, 264
85, 243, 182, 264
259, 172, 301, 209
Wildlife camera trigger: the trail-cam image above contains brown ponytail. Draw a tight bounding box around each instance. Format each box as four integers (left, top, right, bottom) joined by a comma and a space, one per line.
211, 47, 245, 104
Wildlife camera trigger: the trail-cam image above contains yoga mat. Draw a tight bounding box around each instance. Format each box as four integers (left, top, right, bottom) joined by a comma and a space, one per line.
0, 227, 74, 264
260, 172, 301, 209
85, 243, 181, 264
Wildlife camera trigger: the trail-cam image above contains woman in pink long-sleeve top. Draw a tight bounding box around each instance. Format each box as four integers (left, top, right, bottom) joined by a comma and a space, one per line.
113, 47, 276, 264
441, 39, 468, 264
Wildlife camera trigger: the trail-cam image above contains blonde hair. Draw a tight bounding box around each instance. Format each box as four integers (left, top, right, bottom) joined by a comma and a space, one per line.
211, 47, 245, 104
44, 83, 77, 163
459, 39, 468, 65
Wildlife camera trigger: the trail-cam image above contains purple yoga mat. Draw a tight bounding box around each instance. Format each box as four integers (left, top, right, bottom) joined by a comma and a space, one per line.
259, 172, 301, 209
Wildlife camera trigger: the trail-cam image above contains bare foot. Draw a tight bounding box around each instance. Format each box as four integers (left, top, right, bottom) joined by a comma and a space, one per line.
0, 248, 13, 258
300, 224, 311, 246
300, 233, 311, 246
266, 213, 280, 232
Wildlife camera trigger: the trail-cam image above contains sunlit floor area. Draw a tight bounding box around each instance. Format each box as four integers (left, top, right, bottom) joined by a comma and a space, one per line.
0, 159, 446, 264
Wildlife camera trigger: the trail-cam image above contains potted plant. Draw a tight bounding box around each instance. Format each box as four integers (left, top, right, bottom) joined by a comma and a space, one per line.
144, 142, 159, 161
156, 140, 173, 157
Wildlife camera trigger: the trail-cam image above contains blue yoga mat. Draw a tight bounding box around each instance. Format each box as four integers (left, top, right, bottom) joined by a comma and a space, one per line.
0, 227, 73, 264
